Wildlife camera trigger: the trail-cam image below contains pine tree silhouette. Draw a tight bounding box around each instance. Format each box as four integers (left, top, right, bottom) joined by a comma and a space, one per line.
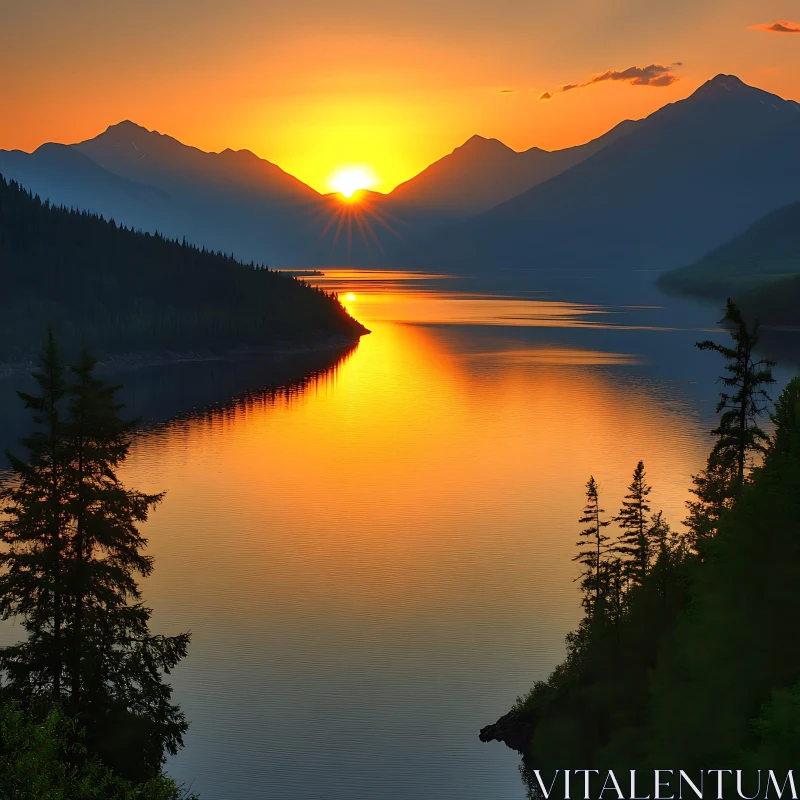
690, 299, 775, 544
613, 461, 652, 586
574, 476, 612, 618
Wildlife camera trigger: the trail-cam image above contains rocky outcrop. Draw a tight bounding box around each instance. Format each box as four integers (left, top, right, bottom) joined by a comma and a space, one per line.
479, 709, 535, 754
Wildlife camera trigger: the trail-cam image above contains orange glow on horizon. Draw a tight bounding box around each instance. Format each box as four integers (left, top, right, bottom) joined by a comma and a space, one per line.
2, 6, 800, 193
328, 166, 379, 197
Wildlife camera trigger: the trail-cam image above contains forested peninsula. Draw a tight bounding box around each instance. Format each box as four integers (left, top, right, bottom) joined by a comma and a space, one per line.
481, 301, 800, 798
0, 176, 367, 362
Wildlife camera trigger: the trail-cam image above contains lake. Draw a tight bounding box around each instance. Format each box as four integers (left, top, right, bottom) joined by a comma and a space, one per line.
1, 270, 796, 799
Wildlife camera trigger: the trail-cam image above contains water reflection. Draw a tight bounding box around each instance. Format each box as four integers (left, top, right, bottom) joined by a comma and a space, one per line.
124, 281, 722, 800
0, 273, 790, 800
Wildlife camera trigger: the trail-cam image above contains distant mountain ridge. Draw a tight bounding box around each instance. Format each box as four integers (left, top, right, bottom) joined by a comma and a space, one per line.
75, 121, 318, 204
0, 119, 637, 267
406, 74, 800, 276
388, 120, 639, 217
0, 142, 175, 231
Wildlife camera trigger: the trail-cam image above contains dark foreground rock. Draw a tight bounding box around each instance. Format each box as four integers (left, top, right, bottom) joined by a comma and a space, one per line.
479, 709, 535, 754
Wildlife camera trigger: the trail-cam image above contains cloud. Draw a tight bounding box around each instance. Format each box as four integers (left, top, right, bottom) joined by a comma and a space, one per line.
538, 92, 552, 101
560, 63, 682, 93
749, 20, 800, 33
498, 88, 517, 94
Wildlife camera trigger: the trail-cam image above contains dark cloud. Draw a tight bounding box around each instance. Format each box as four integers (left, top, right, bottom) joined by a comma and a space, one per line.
499, 88, 517, 94
560, 63, 682, 93
750, 20, 800, 33
538, 92, 552, 101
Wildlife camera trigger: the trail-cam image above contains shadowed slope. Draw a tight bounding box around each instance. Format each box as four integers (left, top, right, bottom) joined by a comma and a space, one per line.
0, 175, 367, 359
659, 199, 800, 297
409, 76, 800, 277
388, 121, 639, 218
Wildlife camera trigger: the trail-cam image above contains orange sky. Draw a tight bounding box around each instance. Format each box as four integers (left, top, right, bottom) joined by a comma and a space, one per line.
2, 1, 800, 193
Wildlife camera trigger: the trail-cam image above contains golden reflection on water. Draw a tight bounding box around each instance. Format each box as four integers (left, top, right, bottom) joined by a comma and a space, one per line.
111, 276, 713, 799
132, 323, 701, 613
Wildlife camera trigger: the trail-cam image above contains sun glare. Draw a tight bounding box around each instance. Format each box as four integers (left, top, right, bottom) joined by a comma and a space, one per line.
329, 166, 379, 199
345, 293, 357, 302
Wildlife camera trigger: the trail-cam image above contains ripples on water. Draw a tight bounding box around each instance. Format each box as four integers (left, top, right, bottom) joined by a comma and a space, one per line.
1, 271, 794, 800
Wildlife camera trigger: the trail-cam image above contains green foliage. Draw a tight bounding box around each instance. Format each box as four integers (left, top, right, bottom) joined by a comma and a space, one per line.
494, 310, 800, 793
0, 338, 190, 784
0, 176, 365, 360
0, 330, 70, 700
0, 701, 195, 800
748, 683, 800, 772
647, 378, 800, 769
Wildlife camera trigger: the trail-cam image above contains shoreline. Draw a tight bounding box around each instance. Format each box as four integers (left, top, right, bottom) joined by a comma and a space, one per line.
0, 331, 368, 380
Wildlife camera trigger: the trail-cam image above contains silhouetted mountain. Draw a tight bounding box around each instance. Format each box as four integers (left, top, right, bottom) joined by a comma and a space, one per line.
0, 123, 357, 267
76, 121, 318, 206
407, 75, 800, 276
74, 121, 334, 265
0, 175, 366, 360
388, 121, 639, 217
0, 118, 642, 269
0, 143, 175, 232
659, 199, 800, 297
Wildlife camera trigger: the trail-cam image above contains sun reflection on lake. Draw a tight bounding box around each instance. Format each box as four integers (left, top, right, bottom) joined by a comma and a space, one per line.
111, 273, 719, 800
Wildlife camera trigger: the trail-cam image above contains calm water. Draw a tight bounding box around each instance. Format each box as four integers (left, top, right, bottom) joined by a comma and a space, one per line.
1, 271, 797, 799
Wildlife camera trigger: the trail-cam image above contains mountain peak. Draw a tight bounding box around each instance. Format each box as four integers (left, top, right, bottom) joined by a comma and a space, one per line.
676, 73, 800, 118
688, 74, 766, 102
105, 120, 154, 136
456, 135, 516, 156
708, 73, 745, 86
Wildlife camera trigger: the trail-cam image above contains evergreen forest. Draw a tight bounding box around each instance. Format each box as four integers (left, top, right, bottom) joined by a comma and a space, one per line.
0, 176, 366, 361
481, 300, 800, 798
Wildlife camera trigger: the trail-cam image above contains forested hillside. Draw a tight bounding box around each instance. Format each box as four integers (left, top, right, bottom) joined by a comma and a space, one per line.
0, 176, 366, 359
481, 303, 800, 796
659, 199, 800, 299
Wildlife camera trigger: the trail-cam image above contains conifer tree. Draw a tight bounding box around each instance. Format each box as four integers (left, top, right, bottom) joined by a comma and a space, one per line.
0, 341, 191, 781
602, 555, 627, 643
0, 331, 69, 700
685, 447, 738, 544
574, 477, 612, 618
613, 461, 652, 586
62, 352, 190, 780
690, 299, 775, 543
646, 510, 675, 607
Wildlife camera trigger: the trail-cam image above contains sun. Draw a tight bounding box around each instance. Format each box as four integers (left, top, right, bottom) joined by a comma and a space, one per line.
328, 166, 379, 198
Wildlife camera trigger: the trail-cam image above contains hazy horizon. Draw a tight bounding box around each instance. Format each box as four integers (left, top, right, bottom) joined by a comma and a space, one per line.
3, 1, 800, 193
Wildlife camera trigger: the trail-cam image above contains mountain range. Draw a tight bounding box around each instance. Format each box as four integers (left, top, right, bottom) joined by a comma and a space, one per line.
406, 75, 800, 276
2, 74, 800, 281
0, 118, 638, 268
387, 120, 638, 217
